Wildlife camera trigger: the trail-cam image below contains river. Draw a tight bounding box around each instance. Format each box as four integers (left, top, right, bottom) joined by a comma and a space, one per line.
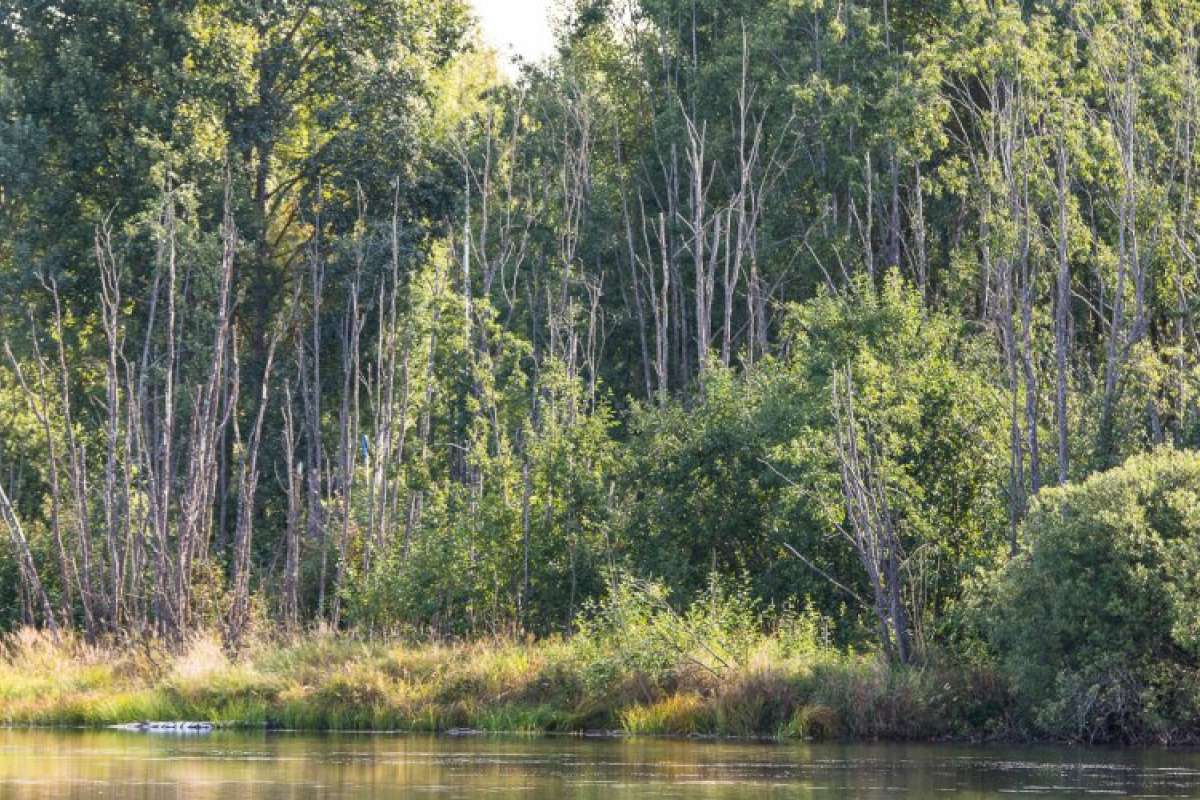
2, 729, 1199, 798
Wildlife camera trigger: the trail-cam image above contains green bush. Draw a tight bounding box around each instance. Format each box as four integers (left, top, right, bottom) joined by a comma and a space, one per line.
984, 448, 1200, 743
569, 571, 827, 697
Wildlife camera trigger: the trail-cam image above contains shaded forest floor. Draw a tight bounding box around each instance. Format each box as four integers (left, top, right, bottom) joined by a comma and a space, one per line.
0, 628, 1014, 741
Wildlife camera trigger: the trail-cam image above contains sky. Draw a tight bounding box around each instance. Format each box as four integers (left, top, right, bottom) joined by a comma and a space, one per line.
469, 0, 557, 75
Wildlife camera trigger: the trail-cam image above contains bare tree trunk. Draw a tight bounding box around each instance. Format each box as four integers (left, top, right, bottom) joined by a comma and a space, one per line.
0, 479, 57, 632
405, 258, 448, 556
227, 315, 284, 644
1054, 131, 1072, 485
174, 187, 238, 634
159, 193, 180, 633
302, 200, 327, 619
887, 151, 902, 270
1018, 174, 1041, 497
657, 212, 671, 397
911, 163, 928, 301
97, 220, 127, 627
722, 206, 738, 367
1177, 31, 1198, 444
46, 278, 99, 637
683, 110, 712, 376
521, 456, 532, 626
1098, 38, 1146, 466
330, 209, 366, 628
831, 369, 913, 664
622, 189, 655, 401
5, 340, 74, 628
281, 381, 302, 630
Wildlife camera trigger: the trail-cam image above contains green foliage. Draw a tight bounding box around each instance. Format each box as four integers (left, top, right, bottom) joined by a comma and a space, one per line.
625, 271, 1007, 649
779, 271, 1009, 634
346, 283, 619, 635
983, 448, 1200, 743
621, 364, 817, 611
571, 571, 829, 699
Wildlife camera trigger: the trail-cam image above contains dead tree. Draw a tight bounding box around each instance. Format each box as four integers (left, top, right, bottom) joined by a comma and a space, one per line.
300, 197, 328, 618
46, 277, 99, 636
1093, 17, 1150, 465
227, 281, 291, 643
681, 107, 715, 375
330, 193, 367, 628
831, 369, 914, 665
174, 189, 238, 632
5, 338, 77, 628
1054, 126, 1072, 484
0, 478, 57, 632
97, 218, 130, 627
281, 380, 302, 630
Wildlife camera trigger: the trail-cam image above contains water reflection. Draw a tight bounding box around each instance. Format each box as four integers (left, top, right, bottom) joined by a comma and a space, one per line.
2, 729, 1199, 798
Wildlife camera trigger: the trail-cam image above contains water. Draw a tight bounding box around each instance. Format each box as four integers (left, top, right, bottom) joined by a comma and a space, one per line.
2, 729, 1200, 798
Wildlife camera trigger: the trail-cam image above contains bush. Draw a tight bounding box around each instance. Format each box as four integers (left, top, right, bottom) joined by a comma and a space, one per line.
984, 448, 1200, 743
569, 571, 827, 698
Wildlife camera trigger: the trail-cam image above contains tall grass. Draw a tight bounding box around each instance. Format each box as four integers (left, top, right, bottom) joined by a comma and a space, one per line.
0, 579, 1011, 740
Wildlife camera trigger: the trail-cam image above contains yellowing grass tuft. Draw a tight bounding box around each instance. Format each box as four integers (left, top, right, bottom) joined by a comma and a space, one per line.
621, 693, 714, 736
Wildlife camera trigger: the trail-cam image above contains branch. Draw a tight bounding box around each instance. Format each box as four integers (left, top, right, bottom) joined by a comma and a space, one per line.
781, 541, 869, 611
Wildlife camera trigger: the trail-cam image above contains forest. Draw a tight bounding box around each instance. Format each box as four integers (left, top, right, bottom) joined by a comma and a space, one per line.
3, 0, 1200, 744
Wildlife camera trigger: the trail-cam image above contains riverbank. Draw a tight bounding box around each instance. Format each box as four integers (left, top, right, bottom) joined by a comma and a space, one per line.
0, 627, 1011, 741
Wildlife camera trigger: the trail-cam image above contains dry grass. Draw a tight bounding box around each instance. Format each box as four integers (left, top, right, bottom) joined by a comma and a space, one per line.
0, 626, 1006, 740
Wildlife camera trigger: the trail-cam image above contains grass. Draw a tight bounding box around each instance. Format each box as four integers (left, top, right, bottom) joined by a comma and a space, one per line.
621, 693, 713, 735
0, 625, 1012, 741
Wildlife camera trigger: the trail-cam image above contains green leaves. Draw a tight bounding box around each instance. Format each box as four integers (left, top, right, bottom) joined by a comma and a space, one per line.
984, 448, 1200, 742
620, 271, 1006, 647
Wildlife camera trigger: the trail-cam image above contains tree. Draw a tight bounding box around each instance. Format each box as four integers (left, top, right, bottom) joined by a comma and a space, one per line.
773, 271, 1007, 658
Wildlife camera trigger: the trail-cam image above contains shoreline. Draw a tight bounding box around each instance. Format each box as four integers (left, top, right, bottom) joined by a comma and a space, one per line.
9, 627, 1186, 747
0, 723, 1155, 750
0, 628, 1017, 744
0, 722, 1012, 746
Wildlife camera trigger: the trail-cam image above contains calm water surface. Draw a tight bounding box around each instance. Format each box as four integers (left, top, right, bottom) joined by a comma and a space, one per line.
2, 729, 1200, 798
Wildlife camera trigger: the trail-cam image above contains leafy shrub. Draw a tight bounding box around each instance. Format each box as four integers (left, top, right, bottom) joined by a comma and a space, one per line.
983, 448, 1200, 743
569, 571, 818, 698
